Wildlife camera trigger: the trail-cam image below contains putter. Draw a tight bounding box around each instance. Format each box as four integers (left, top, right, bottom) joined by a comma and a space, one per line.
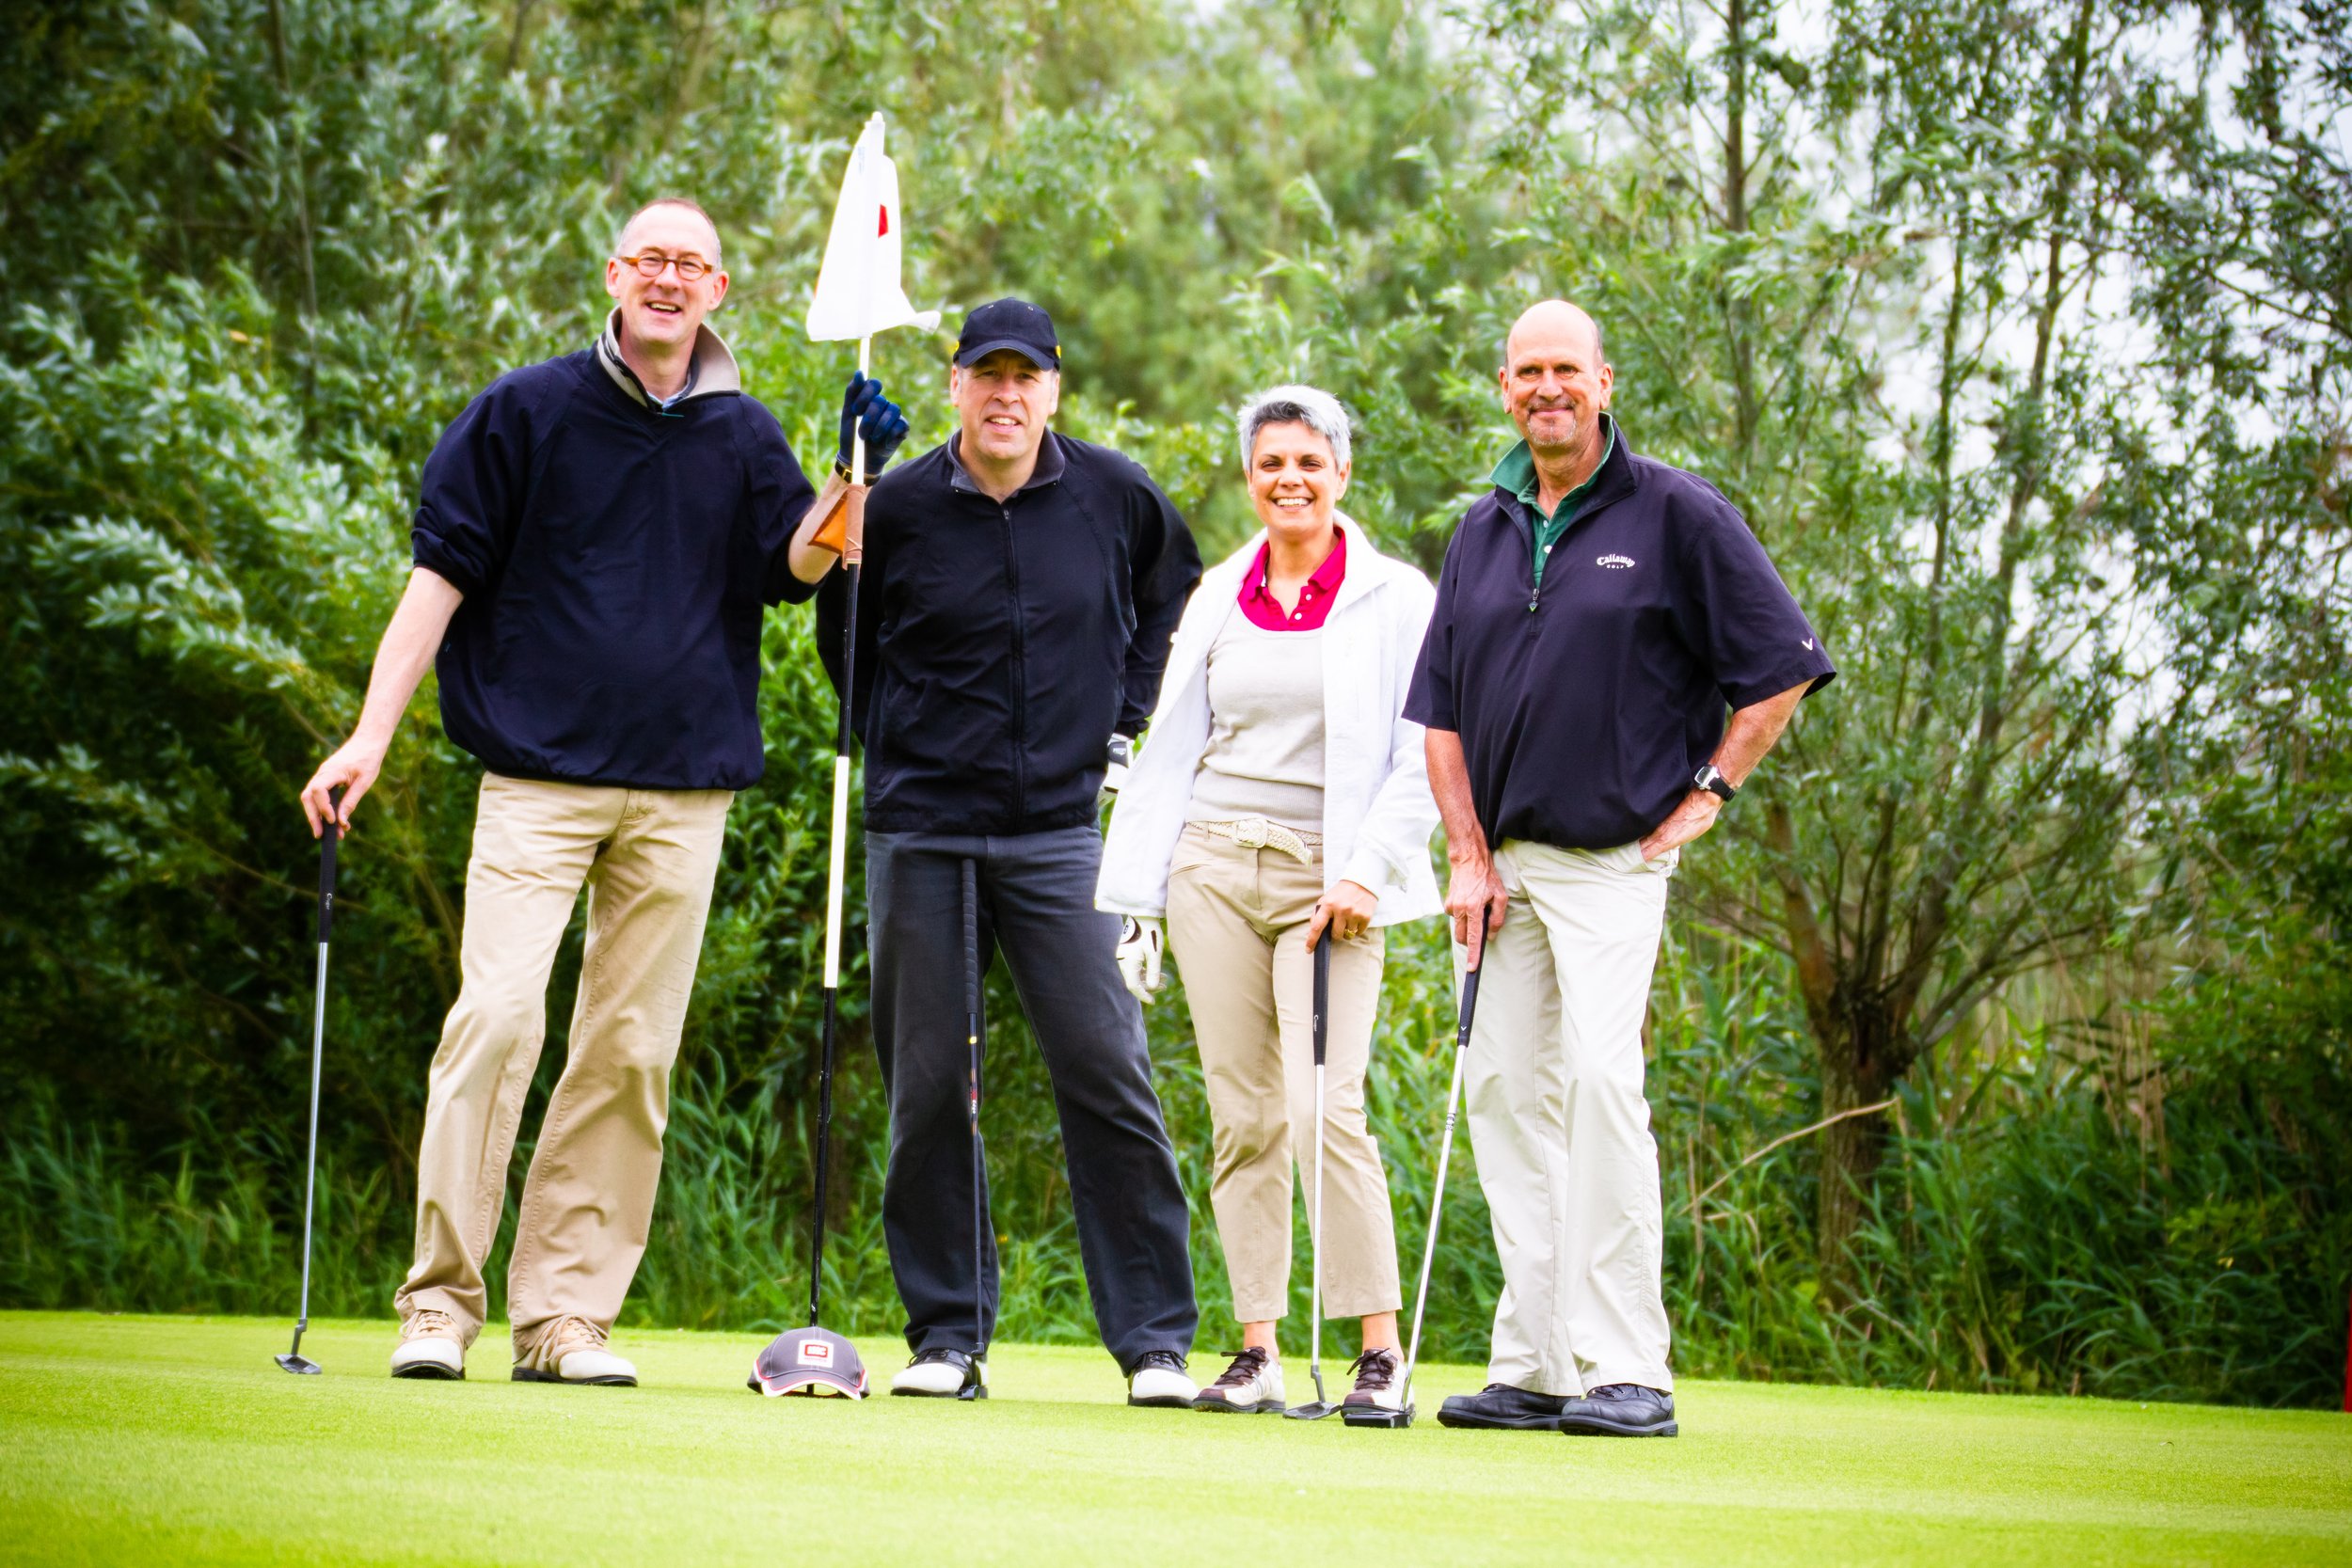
277, 786, 341, 1375
755, 482, 871, 1400
1343, 954, 1483, 1430
1285, 930, 1340, 1419
960, 856, 990, 1400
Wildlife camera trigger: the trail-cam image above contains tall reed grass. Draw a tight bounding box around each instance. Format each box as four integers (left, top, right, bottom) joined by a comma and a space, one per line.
4, 918, 2341, 1406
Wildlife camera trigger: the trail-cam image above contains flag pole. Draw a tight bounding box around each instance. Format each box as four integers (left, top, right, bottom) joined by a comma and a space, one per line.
807, 333, 872, 1329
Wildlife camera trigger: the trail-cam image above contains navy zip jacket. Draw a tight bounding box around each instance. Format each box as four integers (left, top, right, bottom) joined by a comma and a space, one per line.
410, 318, 816, 791
802, 431, 1201, 835
1405, 424, 1835, 849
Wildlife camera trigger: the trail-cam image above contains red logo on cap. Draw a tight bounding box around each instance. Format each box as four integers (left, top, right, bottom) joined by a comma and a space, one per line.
800, 1341, 834, 1365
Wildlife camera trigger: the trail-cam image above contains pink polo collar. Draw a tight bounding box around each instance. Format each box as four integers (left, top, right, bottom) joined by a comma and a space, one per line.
1238, 527, 1346, 631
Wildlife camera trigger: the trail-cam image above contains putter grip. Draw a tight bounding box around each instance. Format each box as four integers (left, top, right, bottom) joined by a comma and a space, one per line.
961, 862, 978, 1010
1311, 931, 1330, 1068
317, 787, 342, 943
1455, 968, 1480, 1051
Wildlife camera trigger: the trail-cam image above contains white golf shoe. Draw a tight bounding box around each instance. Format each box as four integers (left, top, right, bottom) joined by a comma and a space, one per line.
890, 1348, 986, 1398
1191, 1347, 1284, 1413
389, 1309, 466, 1380
1126, 1350, 1197, 1408
511, 1315, 637, 1386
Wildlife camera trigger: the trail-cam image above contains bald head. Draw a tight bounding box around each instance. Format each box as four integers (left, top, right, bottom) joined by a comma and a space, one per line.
1499, 298, 1613, 473
1503, 300, 1603, 373
616, 197, 723, 264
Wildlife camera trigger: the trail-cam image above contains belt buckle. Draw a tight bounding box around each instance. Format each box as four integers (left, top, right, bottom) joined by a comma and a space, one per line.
1233, 818, 1269, 850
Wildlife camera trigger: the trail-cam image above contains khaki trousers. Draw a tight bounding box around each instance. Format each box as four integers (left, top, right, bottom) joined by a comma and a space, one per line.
393, 773, 732, 1348
1464, 838, 1677, 1396
1167, 826, 1401, 1323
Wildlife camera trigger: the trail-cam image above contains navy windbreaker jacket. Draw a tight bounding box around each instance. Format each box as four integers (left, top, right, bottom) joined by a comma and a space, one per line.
1406, 427, 1836, 849
410, 324, 816, 791
802, 432, 1201, 836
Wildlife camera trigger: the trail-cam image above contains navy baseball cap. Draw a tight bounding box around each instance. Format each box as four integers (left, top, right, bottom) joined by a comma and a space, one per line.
955, 298, 1060, 371
749, 1326, 868, 1398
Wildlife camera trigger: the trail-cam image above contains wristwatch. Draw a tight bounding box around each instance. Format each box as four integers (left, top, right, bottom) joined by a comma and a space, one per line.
1693, 764, 1738, 803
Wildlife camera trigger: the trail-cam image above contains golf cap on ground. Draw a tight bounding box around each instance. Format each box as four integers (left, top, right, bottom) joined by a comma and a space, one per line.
749, 1327, 868, 1399
955, 298, 1060, 371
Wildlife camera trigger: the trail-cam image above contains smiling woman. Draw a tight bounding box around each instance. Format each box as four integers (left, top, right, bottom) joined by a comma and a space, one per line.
1098, 382, 1445, 1417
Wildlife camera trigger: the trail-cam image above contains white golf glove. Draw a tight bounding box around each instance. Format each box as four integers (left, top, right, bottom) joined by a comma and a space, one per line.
1116, 915, 1165, 1005
1097, 734, 1134, 813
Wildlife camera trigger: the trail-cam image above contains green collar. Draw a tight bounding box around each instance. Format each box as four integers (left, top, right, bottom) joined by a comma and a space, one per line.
1490, 417, 1617, 525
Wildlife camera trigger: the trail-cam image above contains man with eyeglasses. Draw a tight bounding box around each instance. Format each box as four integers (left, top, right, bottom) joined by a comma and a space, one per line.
299, 197, 909, 1387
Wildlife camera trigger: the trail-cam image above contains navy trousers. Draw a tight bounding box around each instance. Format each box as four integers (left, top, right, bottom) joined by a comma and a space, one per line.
866, 826, 1198, 1371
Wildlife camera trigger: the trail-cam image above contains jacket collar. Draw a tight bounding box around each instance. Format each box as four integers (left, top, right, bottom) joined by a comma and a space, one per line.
1490, 415, 1637, 530
946, 429, 1068, 497
595, 309, 741, 409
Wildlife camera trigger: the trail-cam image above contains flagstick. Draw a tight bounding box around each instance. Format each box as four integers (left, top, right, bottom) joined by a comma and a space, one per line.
807, 332, 873, 1328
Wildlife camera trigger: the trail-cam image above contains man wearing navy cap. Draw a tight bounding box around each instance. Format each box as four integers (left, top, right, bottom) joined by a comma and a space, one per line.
1406, 299, 1835, 1437
785, 299, 1204, 1406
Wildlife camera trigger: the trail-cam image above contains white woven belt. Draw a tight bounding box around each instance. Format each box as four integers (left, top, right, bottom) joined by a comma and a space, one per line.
1195, 817, 1320, 864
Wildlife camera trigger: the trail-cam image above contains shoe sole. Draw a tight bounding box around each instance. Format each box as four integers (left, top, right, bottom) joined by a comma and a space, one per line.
890, 1386, 988, 1399
1434, 1408, 1564, 1431
1127, 1394, 1195, 1408
1559, 1417, 1677, 1437
389, 1362, 464, 1381
510, 1369, 637, 1386
1190, 1395, 1284, 1413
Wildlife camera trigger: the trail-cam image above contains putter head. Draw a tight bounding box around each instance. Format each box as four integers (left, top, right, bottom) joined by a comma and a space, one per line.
275, 1353, 323, 1375
750, 1326, 868, 1399
1341, 1402, 1414, 1429
1283, 1400, 1341, 1420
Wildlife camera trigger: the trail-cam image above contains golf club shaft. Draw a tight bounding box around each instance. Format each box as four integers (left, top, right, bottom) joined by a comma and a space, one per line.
292, 798, 340, 1357
1398, 965, 1479, 1407
1309, 931, 1329, 1400
962, 857, 985, 1355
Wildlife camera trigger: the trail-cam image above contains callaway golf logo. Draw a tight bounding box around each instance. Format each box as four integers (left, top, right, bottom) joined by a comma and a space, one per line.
1597, 553, 1637, 569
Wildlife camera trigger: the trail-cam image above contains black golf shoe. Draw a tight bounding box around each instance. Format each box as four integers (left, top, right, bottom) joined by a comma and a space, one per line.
1557, 1384, 1677, 1437
1434, 1383, 1568, 1431
891, 1347, 987, 1399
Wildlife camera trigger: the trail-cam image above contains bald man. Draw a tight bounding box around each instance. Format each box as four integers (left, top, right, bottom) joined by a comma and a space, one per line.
300, 197, 908, 1386
1404, 301, 1835, 1435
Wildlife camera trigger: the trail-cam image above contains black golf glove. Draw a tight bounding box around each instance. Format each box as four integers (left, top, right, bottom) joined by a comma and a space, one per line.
837, 372, 909, 478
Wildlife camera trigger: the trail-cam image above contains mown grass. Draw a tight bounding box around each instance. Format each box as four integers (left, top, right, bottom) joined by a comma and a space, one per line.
4, 1312, 2348, 1568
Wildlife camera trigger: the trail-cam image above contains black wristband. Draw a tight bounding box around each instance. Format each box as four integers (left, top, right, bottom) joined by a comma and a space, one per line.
1694, 764, 1738, 802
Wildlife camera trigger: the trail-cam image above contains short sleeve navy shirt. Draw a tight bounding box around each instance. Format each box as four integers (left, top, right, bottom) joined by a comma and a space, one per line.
1404, 420, 1836, 850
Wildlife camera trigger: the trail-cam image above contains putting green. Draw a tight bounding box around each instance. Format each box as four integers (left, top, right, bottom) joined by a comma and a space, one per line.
1, 1313, 2346, 1566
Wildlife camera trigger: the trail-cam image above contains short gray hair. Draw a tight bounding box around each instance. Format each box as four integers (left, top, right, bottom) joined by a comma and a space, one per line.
1237, 384, 1352, 470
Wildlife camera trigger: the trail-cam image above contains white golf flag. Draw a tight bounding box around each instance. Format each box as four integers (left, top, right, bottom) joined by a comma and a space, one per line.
806, 113, 940, 341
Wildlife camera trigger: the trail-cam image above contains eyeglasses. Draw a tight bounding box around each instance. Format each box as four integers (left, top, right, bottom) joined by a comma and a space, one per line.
614, 251, 713, 282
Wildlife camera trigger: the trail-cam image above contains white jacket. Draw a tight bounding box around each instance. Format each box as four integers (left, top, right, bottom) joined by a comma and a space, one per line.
1097, 513, 1443, 927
